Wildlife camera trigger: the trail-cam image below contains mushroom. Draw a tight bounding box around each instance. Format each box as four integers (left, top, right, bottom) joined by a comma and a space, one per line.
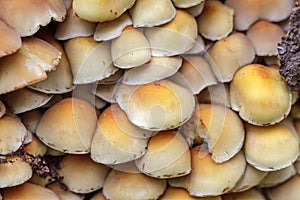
144, 10, 198, 56
197, 0, 234, 41
93, 84, 117, 103
1, 182, 59, 200
47, 182, 85, 200
135, 130, 191, 178
111, 26, 151, 69
24, 135, 48, 157
72, 0, 136, 22
115, 79, 195, 131
197, 83, 231, 107
230, 64, 292, 126
222, 188, 266, 200
129, 0, 176, 27
0, 19, 22, 58
171, 0, 204, 8
159, 187, 222, 200
36, 98, 98, 154
19, 110, 43, 134
244, 123, 299, 171
0, 0, 66, 37
64, 36, 117, 84
103, 168, 167, 200
90, 191, 106, 200
57, 154, 110, 194
168, 145, 246, 197
207, 32, 256, 82
0, 116, 27, 155
91, 104, 151, 165
185, 2, 205, 17
246, 20, 285, 56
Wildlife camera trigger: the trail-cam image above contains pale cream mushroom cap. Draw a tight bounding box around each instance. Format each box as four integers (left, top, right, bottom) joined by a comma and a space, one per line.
207, 32, 255, 82
130, 0, 176, 27
57, 154, 110, 194
19, 109, 43, 133
111, 26, 151, 68
197, 0, 234, 41
0, 88, 53, 114
159, 187, 221, 200
0, 19, 21, 58
103, 169, 167, 200
0, 0, 66, 37
168, 146, 246, 197
0, 116, 27, 155
122, 56, 183, 85
172, 0, 204, 8
144, 10, 198, 56
266, 175, 300, 200
186, 2, 205, 17
116, 80, 195, 131
225, 0, 294, 31
94, 13, 132, 41
1, 182, 59, 200
246, 20, 285, 56
36, 98, 98, 154
55, 7, 96, 40
47, 182, 85, 200
230, 64, 292, 126
135, 130, 191, 178
64, 37, 117, 84
73, 0, 136, 22
0, 156, 32, 188
223, 188, 266, 200
244, 123, 299, 171
91, 104, 150, 165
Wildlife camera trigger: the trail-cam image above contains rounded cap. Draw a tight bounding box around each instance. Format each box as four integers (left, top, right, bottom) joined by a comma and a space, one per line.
185, 2, 205, 17
0, 19, 21, 58
91, 105, 150, 165
0, 0, 66, 37
24, 135, 48, 157
230, 64, 292, 126
244, 123, 299, 171
57, 154, 110, 193
36, 98, 98, 154
172, 0, 204, 8
116, 79, 195, 131
135, 130, 191, 178
160, 187, 221, 200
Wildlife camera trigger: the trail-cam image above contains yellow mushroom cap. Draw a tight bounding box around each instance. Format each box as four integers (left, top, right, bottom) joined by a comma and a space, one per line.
230, 64, 292, 126
244, 123, 299, 171
0, 19, 21, 58
73, 0, 136, 22
36, 98, 97, 154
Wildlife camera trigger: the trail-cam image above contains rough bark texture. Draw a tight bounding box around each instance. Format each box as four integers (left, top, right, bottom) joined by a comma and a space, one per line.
278, 1, 300, 91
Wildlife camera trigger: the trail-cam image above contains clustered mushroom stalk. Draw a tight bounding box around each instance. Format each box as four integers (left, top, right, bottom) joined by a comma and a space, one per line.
0, 0, 299, 199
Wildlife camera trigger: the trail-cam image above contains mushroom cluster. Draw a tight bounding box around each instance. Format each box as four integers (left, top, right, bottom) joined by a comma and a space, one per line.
0, 0, 299, 199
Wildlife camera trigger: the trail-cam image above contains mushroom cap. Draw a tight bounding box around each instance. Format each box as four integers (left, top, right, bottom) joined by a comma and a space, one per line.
55, 7, 96, 40
197, 0, 234, 41
64, 37, 117, 84
0, 19, 21, 58
135, 130, 191, 178
244, 123, 299, 171
91, 104, 150, 165
266, 175, 300, 200
94, 13, 132, 41
122, 56, 183, 85
230, 64, 292, 126
225, 0, 294, 31
24, 135, 48, 157
144, 10, 198, 56
172, 0, 204, 8
103, 169, 167, 200
57, 154, 110, 194
197, 83, 231, 107
159, 187, 221, 200
168, 146, 246, 197
94, 84, 117, 103
223, 188, 266, 200
47, 182, 85, 200
0, 156, 32, 188
0, 116, 27, 155
1, 182, 59, 200
129, 0, 176, 27
246, 20, 285, 56
207, 32, 256, 82
73, 0, 136, 22
185, 2, 205, 17
115, 79, 195, 131
19, 109, 43, 134
0, 0, 66, 37
111, 26, 151, 69
36, 98, 98, 154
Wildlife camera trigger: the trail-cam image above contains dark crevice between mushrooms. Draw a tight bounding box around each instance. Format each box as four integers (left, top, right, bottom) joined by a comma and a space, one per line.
278, 1, 300, 91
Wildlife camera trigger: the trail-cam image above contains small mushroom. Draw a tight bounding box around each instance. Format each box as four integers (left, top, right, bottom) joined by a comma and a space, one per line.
57, 154, 110, 194
223, 188, 266, 200
171, 0, 204, 8
129, 0, 176, 27
244, 123, 299, 171
24, 135, 48, 157
47, 182, 85, 200
36, 98, 98, 154
115, 79, 195, 131
197, 0, 234, 41
185, 2, 205, 17
135, 130, 191, 178
159, 187, 222, 200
